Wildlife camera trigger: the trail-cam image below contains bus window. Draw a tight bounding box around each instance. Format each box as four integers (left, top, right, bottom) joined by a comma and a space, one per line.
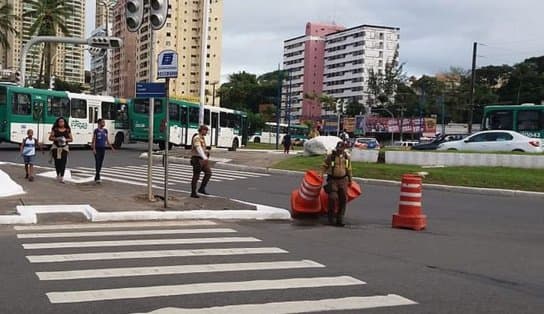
180, 106, 188, 124
169, 103, 179, 120
517, 110, 541, 131
188, 107, 199, 125
488, 111, 513, 130
220, 112, 228, 127
204, 109, 210, 126
228, 113, 240, 128
48, 96, 70, 117
0, 86, 6, 104
101, 102, 116, 120
12, 93, 31, 115
134, 99, 163, 114
71, 99, 86, 119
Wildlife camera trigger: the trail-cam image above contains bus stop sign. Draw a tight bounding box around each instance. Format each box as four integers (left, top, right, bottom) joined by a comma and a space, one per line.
136, 83, 166, 98
157, 50, 178, 79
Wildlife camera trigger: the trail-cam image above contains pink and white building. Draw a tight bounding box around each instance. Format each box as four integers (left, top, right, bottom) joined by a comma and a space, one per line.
282, 22, 400, 124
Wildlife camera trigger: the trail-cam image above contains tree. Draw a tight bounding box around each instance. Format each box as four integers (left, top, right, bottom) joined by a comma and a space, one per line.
54, 77, 83, 93
345, 98, 366, 117
24, 0, 72, 87
0, 3, 18, 50
218, 71, 261, 112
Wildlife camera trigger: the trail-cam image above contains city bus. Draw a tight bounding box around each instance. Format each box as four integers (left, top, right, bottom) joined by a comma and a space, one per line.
128, 97, 247, 150
249, 122, 308, 145
482, 104, 544, 139
0, 84, 129, 147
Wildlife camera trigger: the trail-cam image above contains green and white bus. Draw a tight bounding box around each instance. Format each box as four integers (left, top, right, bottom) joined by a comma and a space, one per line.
482, 104, 544, 139
0, 84, 129, 147
249, 122, 308, 145
128, 97, 248, 150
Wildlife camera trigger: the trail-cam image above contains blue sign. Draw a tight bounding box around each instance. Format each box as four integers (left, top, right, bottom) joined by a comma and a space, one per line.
157, 50, 179, 79
135, 83, 166, 98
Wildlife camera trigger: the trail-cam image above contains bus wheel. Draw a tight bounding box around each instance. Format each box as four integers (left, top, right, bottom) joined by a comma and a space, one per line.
229, 138, 239, 151
159, 141, 166, 150
254, 137, 260, 143
113, 133, 124, 149
168, 142, 173, 150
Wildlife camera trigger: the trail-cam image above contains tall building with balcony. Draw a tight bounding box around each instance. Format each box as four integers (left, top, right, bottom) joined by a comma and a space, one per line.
0, 0, 86, 84
110, 0, 223, 103
282, 22, 400, 124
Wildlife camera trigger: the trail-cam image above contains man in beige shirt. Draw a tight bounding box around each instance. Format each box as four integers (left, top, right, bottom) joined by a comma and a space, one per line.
321, 141, 353, 226
190, 125, 212, 198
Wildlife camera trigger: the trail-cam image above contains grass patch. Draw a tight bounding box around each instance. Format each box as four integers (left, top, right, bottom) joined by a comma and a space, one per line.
245, 142, 302, 150
273, 155, 544, 192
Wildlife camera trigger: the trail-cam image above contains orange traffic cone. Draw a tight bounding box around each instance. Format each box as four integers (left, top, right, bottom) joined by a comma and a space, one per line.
392, 174, 427, 230
320, 181, 362, 214
291, 170, 323, 217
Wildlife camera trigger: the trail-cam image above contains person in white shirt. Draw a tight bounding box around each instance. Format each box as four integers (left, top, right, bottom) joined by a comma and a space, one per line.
190, 125, 212, 198
20, 129, 39, 181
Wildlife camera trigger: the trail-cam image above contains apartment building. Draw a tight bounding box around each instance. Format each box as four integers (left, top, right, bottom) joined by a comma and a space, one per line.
110, 0, 223, 103
283, 22, 400, 124
0, 0, 85, 84
91, 0, 116, 95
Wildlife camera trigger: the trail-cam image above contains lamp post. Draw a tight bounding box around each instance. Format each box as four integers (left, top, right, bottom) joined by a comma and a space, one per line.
99, 0, 113, 95
375, 107, 395, 145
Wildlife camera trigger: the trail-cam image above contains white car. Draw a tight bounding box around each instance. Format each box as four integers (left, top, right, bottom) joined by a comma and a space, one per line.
437, 130, 543, 153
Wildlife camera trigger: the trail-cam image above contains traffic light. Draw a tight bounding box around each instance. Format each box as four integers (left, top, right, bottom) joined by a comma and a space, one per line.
88, 47, 105, 57
49, 75, 55, 90
14, 71, 21, 86
125, 0, 144, 32
150, 0, 169, 30
87, 37, 123, 49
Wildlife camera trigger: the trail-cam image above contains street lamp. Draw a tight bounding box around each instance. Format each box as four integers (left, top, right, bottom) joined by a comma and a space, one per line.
374, 107, 395, 145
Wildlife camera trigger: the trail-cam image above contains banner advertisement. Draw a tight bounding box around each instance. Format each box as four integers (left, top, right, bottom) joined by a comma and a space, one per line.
354, 116, 436, 134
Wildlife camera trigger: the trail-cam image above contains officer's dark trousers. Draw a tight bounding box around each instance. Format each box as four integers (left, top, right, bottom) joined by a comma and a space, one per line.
327, 177, 348, 224
191, 156, 212, 193
94, 147, 106, 181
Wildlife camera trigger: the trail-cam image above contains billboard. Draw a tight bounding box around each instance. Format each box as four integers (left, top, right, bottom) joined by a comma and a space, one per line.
354, 116, 436, 135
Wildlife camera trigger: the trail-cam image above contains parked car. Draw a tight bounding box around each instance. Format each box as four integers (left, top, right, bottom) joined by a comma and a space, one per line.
412, 134, 467, 150
353, 137, 381, 149
437, 130, 542, 153
394, 141, 419, 149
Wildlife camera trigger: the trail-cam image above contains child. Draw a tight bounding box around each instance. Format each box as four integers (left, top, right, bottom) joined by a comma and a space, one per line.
20, 129, 39, 181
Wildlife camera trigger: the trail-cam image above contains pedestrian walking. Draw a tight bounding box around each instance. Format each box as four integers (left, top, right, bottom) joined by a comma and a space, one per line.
20, 129, 40, 181
190, 125, 212, 198
49, 117, 73, 183
282, 133, 292, 154
91, 118, 115, 184
321, 141, 353, 227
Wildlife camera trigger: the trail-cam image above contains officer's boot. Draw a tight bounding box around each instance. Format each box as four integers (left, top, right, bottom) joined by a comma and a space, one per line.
191, 177, 199, 198
327, 200, 336, 225
336, 206, 346, 227
198, 172, 211, 195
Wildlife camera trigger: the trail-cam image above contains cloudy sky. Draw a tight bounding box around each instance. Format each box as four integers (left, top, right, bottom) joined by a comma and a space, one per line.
86, 0, 544, 78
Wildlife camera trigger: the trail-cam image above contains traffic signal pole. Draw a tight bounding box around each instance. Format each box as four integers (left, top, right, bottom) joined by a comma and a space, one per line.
198, 0, 210, 124
19, 36, 122, 87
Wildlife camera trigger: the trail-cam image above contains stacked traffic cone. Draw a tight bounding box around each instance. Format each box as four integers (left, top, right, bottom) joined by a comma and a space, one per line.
290, 170, 323, 217
319, 181, 362, 214
392, 174, 427, 230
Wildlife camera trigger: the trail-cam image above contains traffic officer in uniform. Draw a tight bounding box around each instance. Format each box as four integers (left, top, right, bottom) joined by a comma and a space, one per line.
190, 125, 212, 198
321, 141, 353, 226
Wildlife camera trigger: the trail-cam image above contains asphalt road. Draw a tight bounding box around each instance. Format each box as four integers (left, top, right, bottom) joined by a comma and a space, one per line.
1, 143, 543, 313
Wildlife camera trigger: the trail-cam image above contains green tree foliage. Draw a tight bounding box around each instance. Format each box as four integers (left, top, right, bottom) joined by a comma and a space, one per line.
0, 3, 18, 49
24, 0, 72, 87
344, 98, 366, 117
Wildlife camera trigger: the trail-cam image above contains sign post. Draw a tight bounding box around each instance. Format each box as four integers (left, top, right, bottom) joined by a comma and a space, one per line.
157, 50, 179, 208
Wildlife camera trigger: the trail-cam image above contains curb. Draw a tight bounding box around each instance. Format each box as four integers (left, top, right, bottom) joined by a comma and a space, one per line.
0, 201, 291, 225
139, 155, 544, 199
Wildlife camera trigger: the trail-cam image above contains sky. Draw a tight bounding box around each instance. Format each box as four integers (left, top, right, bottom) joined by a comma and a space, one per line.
85, 0, 544, 79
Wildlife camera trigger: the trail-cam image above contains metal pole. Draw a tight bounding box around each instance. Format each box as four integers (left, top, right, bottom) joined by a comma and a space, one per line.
20, 36, 89, 86
275, 65, 282, 150
440, 94, 446, 135
147, 9, 155, 202
468, 42, 477, 134
198, 0, 210, 125
103, 1, 109, 95
164, 78, 170, 208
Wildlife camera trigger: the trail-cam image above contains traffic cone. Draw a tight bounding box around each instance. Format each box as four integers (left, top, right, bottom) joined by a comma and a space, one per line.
320, 181, 362, 214
392, 174, 427, 230
290, 170, 323, 217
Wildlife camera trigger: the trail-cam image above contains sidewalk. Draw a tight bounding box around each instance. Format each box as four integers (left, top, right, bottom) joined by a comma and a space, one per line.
0, 163, 290, 224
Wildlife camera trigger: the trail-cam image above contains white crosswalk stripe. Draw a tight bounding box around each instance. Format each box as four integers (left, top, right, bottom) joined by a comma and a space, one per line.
70, 163, 270, 187
15, 220, 417, 311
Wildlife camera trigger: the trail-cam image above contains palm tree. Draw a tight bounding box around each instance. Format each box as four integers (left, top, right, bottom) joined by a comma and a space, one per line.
24, 0, 72, 86
0, 3, 18, 50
